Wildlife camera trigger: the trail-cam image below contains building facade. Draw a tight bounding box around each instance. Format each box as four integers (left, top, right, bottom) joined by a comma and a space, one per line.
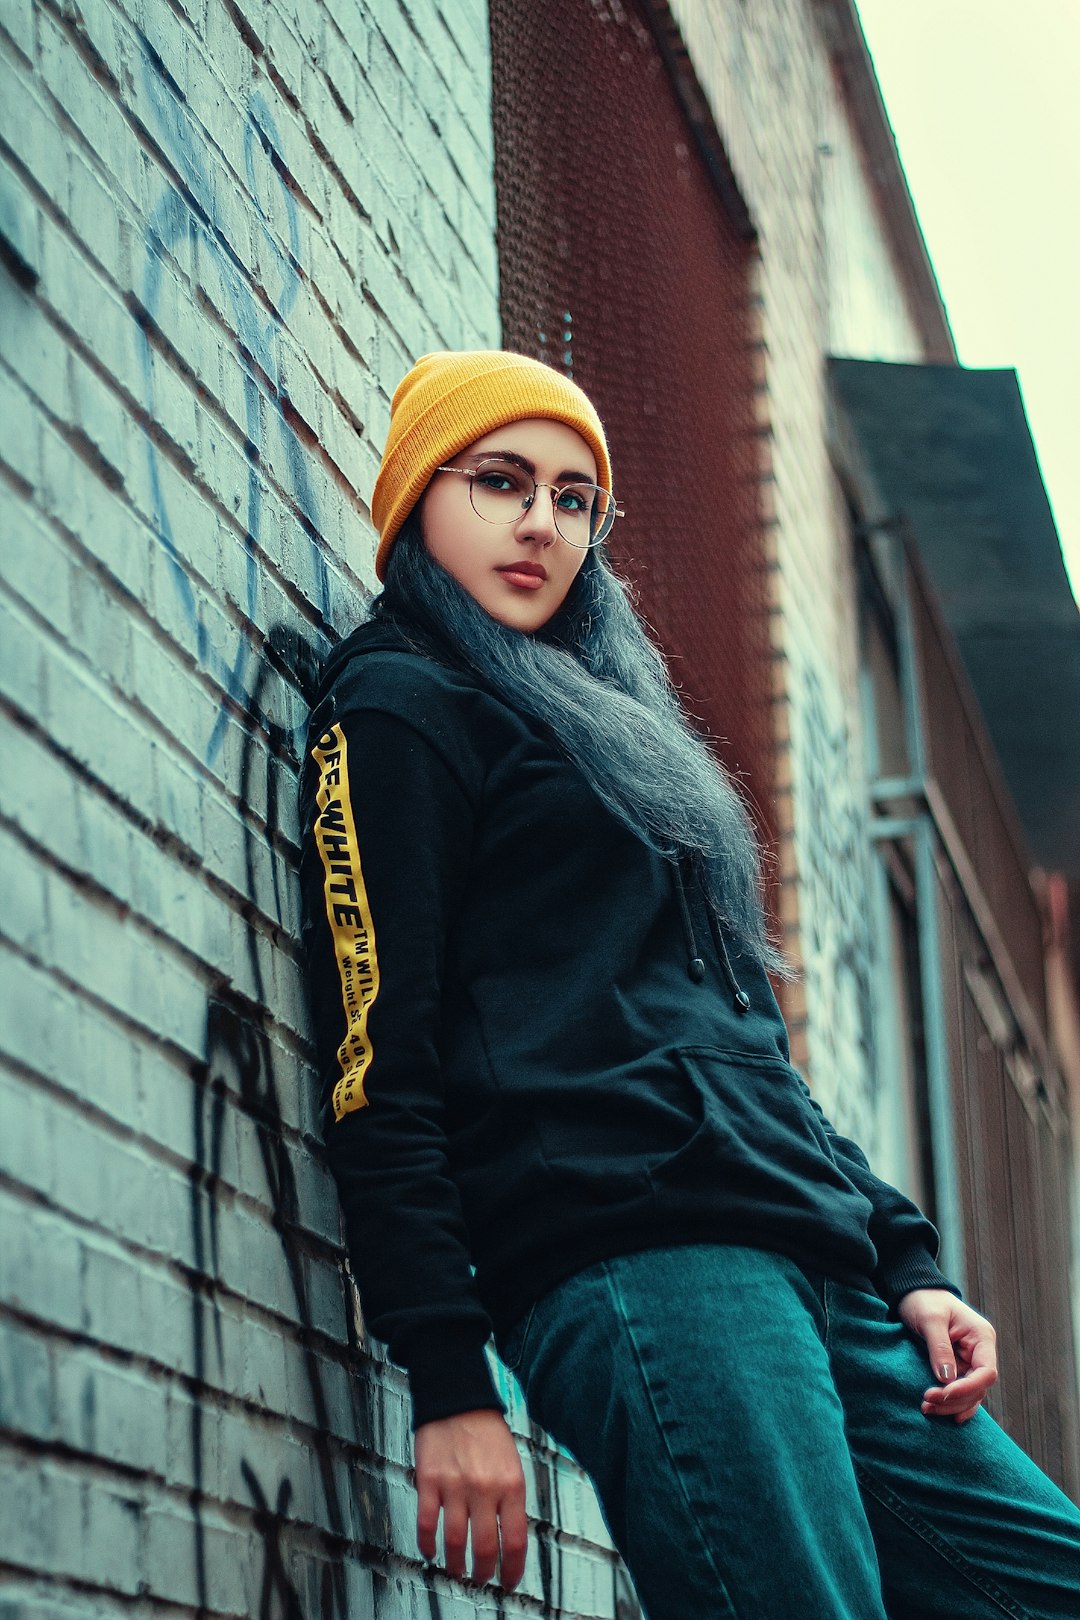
1, 0, 1075, 1614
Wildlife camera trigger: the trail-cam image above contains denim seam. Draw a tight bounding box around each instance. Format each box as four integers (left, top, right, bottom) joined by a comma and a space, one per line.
500, 1301, 538, 1377
854, 1464, 1034, 1620
601, 1261, 743, 1620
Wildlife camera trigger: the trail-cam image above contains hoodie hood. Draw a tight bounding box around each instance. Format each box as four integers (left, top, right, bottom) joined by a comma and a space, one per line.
314, 612, 445, 707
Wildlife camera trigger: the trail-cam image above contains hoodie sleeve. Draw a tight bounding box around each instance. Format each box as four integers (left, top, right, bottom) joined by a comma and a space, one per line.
299, 689, 503, 1429
796, 1077, 962, 1307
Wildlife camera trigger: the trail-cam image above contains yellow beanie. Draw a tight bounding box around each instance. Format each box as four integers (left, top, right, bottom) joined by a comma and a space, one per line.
370, 350, 613, 581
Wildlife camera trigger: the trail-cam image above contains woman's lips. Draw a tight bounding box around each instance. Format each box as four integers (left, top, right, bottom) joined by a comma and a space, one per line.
496, 564, 546, 590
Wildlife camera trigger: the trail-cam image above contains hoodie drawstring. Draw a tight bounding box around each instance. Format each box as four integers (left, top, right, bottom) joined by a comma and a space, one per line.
704, 905, 752, 1014
673, 859, 751, 1014
673, 858, 706, 983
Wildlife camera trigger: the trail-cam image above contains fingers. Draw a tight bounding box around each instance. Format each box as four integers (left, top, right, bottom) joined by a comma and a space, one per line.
965, 1320, 999, 1380
466, 1499, 501, 1587
496, 1479, 529, 1591
898, 1291, 1000, 1425
439, 1494, 470, 1580
415, 1477, 441, 1564
923, 1391, 984, 1423
921, 1362, 998, 1423
414, 1481, 529, 1589
916, 1311, 964, 1388
413, 1411, 529, 1589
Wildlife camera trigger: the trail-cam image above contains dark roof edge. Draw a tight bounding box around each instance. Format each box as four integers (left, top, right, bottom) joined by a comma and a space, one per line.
813, 0, 957, 363
826, 373, 1038, 884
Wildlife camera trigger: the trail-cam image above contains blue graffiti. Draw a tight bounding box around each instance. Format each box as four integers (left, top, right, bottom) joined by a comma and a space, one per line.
133, 42, 368, 1620
136, 48, 329, 764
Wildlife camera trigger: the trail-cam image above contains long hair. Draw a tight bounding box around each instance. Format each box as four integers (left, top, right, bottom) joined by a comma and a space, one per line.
374, 517, 787, 973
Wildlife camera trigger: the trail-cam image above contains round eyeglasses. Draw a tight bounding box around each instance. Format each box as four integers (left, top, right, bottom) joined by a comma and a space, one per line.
435, 458, 623, 548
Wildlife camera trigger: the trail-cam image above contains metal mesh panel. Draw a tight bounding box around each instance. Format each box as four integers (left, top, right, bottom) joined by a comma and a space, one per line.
488, 0, 775, 854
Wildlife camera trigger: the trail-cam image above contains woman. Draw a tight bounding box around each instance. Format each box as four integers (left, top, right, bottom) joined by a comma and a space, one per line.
299, 350, 1080, 1617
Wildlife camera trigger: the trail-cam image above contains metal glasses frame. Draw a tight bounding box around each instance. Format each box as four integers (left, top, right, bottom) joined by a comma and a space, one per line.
434, 458, 624, 548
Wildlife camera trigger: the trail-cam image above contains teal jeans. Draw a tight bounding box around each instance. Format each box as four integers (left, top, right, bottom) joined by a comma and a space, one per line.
497, 1245, 1080, 1619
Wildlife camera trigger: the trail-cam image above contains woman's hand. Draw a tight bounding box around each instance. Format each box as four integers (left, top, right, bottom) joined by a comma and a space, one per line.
897, 1287, 998, 1424
413, 1409, 528, 1589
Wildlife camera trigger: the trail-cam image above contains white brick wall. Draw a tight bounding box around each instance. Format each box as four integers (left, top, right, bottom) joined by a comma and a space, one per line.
0, 1, 627, 1613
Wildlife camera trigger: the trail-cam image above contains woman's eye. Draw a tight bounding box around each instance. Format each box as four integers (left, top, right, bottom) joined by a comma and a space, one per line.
476, 465, 531, 495
557, 487, 589, 513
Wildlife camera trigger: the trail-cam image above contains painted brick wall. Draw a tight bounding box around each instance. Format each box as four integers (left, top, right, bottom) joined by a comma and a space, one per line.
0, 1, 630, 1614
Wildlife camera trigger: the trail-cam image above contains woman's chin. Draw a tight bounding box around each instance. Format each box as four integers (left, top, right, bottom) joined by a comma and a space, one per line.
480, 594, 560, 633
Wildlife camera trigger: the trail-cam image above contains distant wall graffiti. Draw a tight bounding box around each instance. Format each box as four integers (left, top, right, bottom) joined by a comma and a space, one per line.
797, 668, 878, 1138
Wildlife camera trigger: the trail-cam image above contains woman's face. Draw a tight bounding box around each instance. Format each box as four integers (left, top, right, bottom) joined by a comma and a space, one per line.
419, 418, 596, 632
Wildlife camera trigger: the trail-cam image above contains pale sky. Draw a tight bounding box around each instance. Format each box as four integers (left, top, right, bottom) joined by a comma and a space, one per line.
854, 0, 1080, 604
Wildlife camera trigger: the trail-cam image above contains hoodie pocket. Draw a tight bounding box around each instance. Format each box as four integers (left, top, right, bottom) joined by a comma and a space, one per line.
646, 1046, 849, 1199
535, 1047, 706, 1199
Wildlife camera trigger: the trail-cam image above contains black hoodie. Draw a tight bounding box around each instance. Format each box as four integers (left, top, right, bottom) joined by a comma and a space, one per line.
298, 614, 957, 1428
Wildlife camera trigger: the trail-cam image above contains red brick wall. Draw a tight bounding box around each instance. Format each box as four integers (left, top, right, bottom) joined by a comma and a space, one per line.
489, 0, 777, 861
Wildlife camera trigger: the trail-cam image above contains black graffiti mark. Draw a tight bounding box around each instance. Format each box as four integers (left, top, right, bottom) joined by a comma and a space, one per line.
188, 1000, 228, 1620
188, 631, 394, 1620
529, 1418, 562, 1618
131, 27, 584, 1620
242, 1462, 305, 1620
130, 32, 395, 1616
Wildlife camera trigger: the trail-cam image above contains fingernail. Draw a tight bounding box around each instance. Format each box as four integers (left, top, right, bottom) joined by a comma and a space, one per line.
939, 1363, 954, 1382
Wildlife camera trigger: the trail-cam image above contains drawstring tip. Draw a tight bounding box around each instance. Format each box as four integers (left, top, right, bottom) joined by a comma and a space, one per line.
734, 990, 751, 1014
688, 957, 706, 983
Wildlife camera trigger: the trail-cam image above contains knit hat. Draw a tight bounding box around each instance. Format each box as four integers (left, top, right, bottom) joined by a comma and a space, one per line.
370, 350, 613, 580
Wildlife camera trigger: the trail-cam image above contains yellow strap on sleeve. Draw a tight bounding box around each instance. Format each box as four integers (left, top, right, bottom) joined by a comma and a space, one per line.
311, 724, 380, 1119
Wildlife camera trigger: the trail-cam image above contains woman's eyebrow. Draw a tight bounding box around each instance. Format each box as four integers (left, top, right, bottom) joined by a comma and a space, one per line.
467, 449, 597, 483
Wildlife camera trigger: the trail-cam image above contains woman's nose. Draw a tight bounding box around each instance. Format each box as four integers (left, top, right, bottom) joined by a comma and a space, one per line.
515, 483, 559, 545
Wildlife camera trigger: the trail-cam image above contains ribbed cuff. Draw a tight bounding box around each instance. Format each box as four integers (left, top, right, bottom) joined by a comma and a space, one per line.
406, 1323, 506, 1431
877, 1245, 963, 1310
